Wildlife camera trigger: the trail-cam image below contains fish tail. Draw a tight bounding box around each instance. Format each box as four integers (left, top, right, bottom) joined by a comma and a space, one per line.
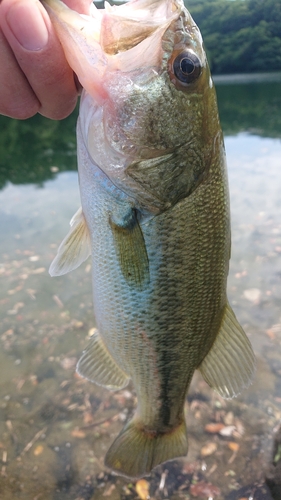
104, 417, 188, 478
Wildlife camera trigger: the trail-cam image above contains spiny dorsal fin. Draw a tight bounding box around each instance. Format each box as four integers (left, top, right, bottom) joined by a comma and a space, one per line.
109, 208, 149, 290
199, 302, 256, 399
77, 329, 130, 390
49, 207, 91, 276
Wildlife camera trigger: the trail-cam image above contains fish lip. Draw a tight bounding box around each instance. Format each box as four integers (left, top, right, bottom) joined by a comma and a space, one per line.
43, 0, 197, 100
100, 0, 184, 56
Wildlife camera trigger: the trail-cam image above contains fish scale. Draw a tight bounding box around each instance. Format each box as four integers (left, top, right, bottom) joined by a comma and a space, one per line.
77, 126, 228, 426
46, 0, 255, 478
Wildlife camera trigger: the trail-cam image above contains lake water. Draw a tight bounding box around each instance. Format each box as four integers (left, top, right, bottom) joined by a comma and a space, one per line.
0, 75, 281, 500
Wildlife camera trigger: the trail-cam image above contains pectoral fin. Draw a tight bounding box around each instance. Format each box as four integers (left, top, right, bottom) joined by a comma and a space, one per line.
49, 207, 91, 276
109, 209, 149, 290
77, 330, 130, 390
199, 302, 256, 399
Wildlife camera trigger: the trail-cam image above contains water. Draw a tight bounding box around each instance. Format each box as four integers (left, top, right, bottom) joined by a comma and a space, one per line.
0, 75, 281, 500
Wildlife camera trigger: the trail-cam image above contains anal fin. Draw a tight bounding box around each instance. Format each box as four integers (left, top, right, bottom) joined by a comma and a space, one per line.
76, 330, 130, 390
199, 302, 256, 399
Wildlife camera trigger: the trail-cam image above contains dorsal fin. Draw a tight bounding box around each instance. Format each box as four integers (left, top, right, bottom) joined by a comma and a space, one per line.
199, 302, 256, 399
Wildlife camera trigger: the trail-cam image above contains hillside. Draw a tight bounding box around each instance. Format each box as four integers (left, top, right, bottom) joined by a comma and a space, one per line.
187, 0, 281, 74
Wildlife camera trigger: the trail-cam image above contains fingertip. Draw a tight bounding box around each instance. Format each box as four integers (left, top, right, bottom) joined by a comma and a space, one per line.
0, 0, 81, 120
40, 91, 78, 120
6, 0, 49, 51
0, 0, 50, 51
0, 0, 79, 120
64, 0, 93, 15
9, 102, 40, 120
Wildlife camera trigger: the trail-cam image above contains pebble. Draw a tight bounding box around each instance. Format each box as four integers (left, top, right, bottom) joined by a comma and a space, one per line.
33, 445, 44, 456
201, 442, 218, 457
243, 288, 261, 304
135, 479, 150, 500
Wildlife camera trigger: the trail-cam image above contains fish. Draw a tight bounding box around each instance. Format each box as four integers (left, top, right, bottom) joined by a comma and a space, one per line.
44, 0, 255, 479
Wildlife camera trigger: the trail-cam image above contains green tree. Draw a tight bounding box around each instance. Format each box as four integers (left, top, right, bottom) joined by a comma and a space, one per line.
186, 0, 281, 74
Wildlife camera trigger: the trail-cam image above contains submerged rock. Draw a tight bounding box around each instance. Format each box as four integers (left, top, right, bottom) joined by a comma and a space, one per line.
266, 425, 281, 500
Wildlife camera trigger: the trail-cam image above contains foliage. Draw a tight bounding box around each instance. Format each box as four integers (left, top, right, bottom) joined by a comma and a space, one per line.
186, 0, 281, 74
0, 109, 78, 190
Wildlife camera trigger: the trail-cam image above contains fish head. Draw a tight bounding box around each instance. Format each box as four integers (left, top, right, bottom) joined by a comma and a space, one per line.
44, 0, 222, 211
102, 0, 214, 156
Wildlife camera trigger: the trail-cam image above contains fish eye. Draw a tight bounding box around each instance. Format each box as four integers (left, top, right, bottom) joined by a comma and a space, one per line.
173, 51, 202, 84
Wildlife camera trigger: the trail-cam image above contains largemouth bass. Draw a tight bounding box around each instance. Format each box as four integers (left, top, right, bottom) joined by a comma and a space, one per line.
45, 0, 255, 478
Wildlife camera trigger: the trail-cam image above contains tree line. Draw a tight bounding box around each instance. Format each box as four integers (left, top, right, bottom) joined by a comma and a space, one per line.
186, 0, 281, 74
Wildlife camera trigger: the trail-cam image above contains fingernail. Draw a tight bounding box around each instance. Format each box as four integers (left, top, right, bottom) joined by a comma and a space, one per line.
7, 0, 49, 51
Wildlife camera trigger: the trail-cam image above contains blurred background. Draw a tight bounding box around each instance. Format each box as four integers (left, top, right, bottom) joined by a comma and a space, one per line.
0, 0, 281, 499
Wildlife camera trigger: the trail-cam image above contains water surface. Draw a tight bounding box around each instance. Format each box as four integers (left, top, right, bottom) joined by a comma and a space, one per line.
0, 75, 281, 500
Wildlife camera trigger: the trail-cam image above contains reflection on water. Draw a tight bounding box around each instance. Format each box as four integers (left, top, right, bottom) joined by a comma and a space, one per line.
1, 79, 281, 499
216, 79, 281, 139
0, 112, 77, 191
214, 72, 281, 85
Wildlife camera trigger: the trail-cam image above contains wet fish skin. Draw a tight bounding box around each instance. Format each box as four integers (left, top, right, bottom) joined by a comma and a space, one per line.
46, 0, 256, 478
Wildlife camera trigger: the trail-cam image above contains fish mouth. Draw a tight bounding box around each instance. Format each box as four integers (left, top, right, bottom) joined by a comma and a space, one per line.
42, 0, 187, 101
100, 0, 182, 55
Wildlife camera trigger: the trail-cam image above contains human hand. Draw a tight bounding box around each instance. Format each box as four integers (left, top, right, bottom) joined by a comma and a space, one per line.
0, 0, 91, 119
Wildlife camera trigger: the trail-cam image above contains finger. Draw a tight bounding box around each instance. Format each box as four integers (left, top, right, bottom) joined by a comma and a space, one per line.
0, 0, 79, 120
64, 0, 92, 14
0, 27, 40, 119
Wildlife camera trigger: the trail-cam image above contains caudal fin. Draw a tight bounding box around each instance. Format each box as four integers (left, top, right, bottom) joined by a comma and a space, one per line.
105, 417, 188, 478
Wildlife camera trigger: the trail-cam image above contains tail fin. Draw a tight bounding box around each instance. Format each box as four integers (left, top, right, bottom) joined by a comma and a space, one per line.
105, 417, 188, 479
